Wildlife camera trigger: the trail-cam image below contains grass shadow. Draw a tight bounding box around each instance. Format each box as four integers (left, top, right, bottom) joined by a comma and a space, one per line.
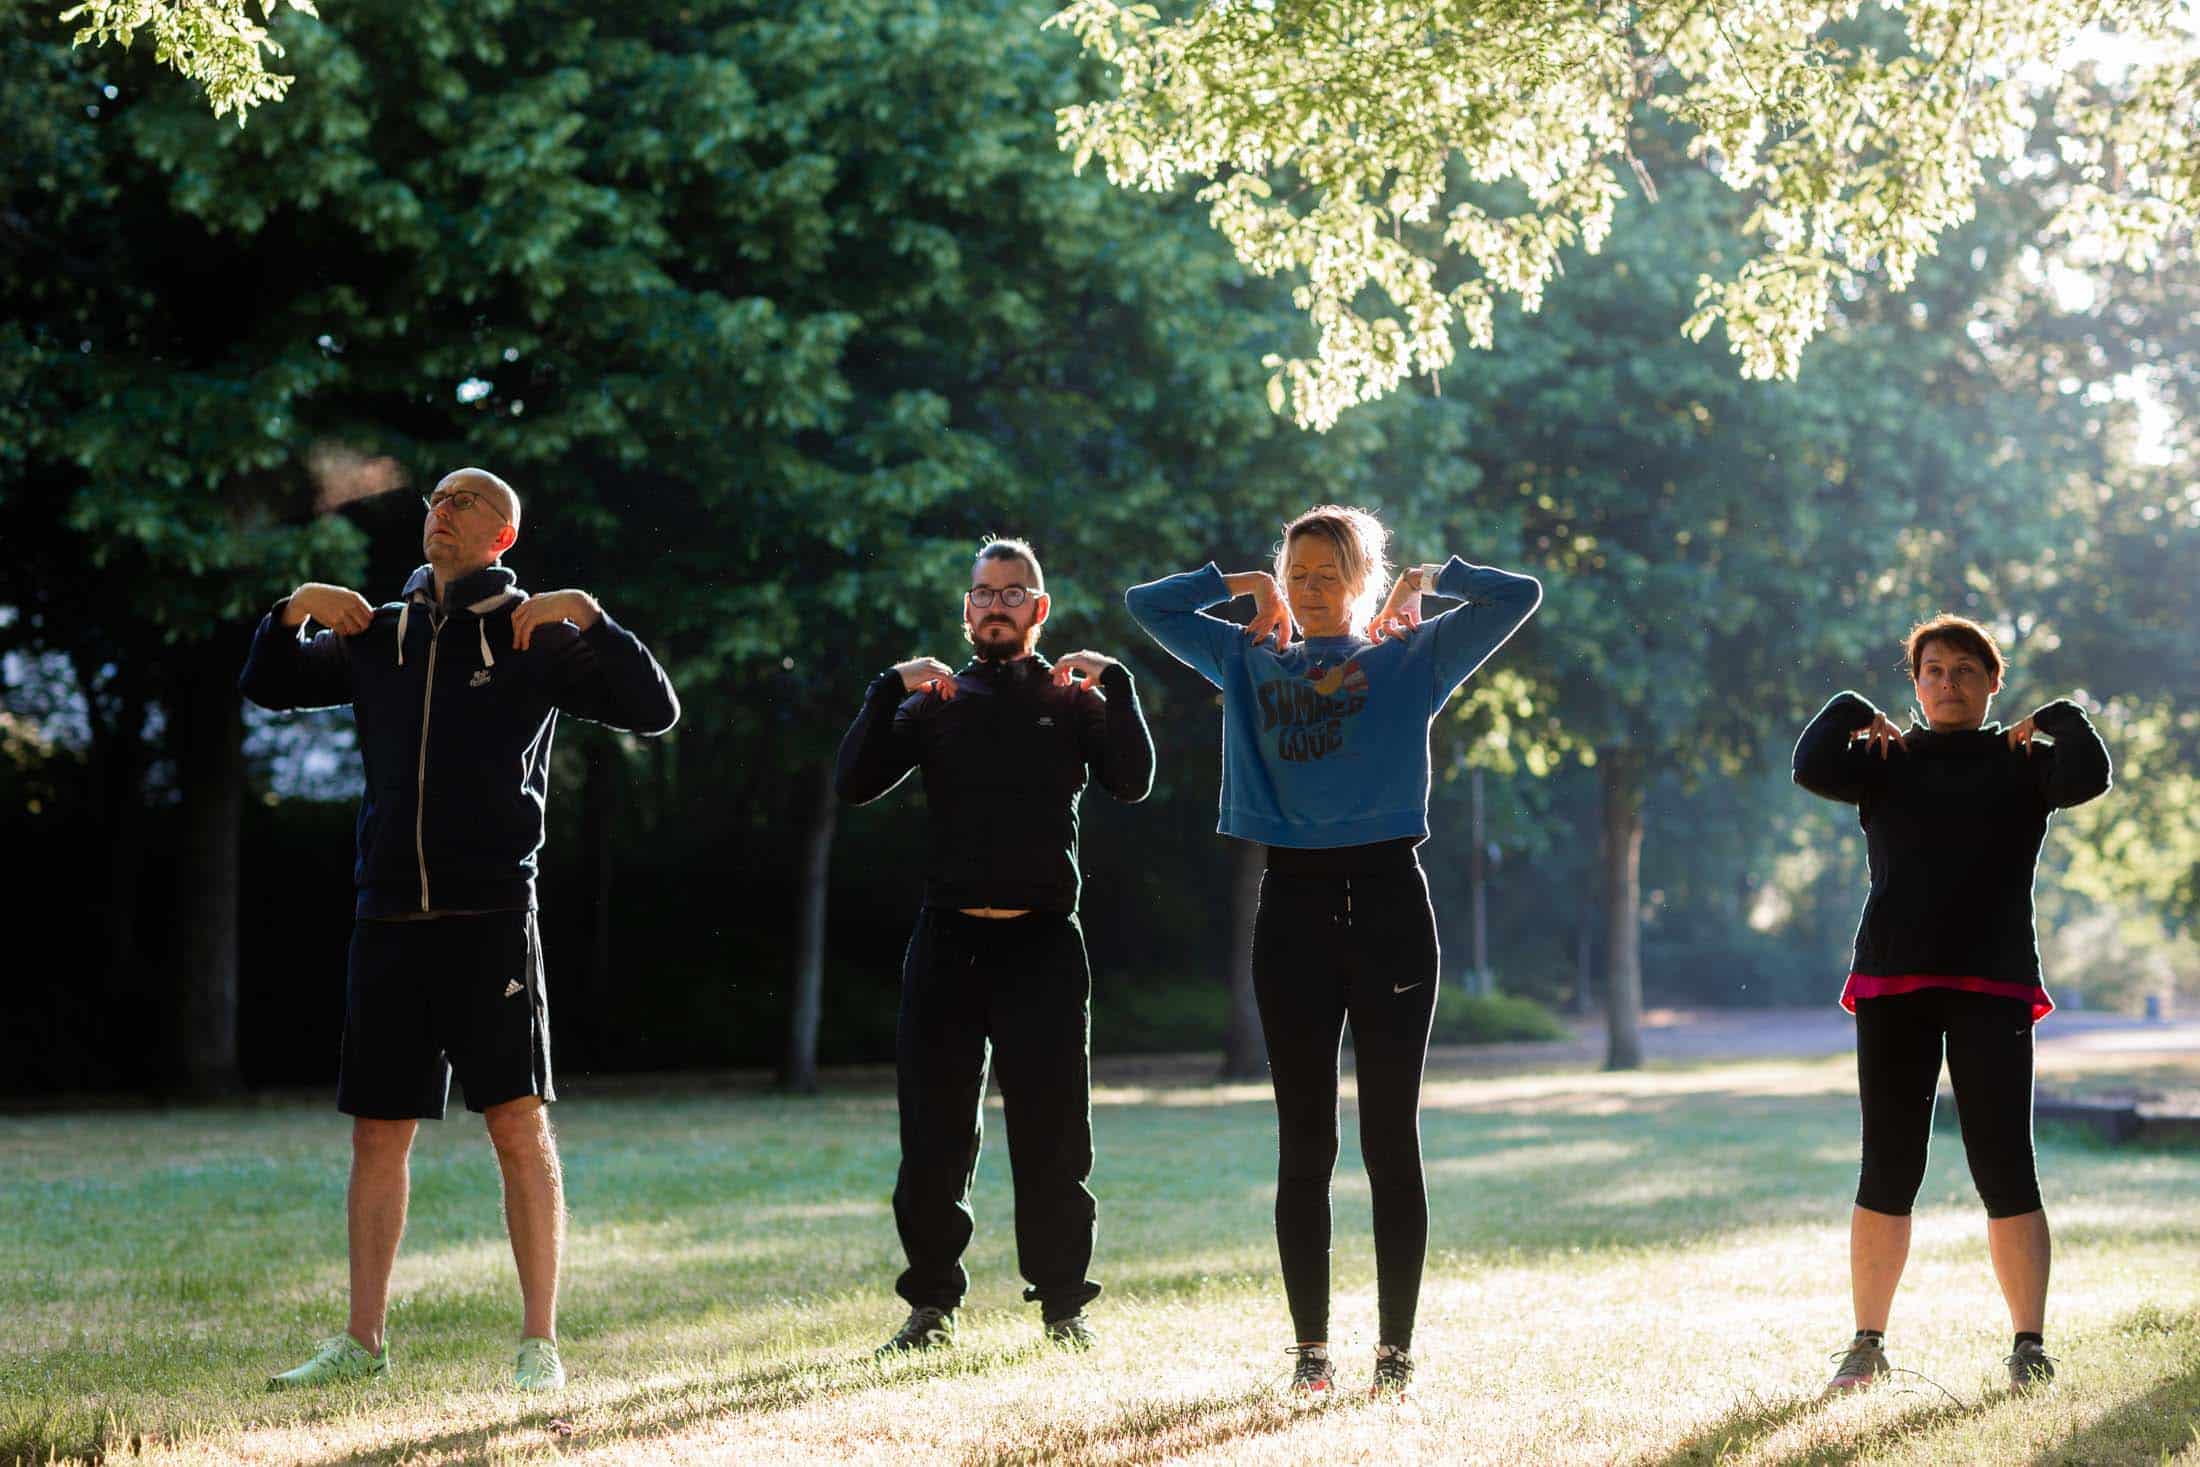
306, 1339, 1049, 1466
958, 1382, 1311, 1467
2026, 1310, 2200, 1466
1634, 1390, 1822, 1467
1763, 1393, 2000, 1467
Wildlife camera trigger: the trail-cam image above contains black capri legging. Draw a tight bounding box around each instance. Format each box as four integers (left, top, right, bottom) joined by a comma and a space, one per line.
1252, 838, 1441, 1350
1854, 988, 2042, 1219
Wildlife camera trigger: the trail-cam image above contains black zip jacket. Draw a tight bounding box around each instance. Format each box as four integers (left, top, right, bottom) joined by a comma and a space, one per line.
239, 564, 680, 918
834, 654, 1154, 913
1793, 691, 2111, 982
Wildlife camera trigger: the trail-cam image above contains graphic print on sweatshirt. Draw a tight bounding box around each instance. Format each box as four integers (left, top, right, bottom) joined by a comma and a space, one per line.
1257, 657, 1371, 763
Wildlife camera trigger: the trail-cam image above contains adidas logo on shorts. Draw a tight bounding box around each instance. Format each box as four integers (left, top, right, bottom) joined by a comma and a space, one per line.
503, 979, 523, 998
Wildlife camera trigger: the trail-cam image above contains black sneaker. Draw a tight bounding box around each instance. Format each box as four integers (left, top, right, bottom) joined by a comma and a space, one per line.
2006, 1339, 2056, 1390
1044, 1313, 1096, 1351
1825, 1334, 1889, 1395
1287, 1344, 1332, 1399
1370, 1344, 1414, 1401
876, 1306, 956, 1356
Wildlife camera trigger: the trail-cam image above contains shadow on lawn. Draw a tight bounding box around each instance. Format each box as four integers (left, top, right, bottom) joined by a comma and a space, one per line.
304, 1340, 1049, 1466
1634, 1390, 1823, 1466
960, 1383, 1307, 1467
2026, 1310, 2200, 1467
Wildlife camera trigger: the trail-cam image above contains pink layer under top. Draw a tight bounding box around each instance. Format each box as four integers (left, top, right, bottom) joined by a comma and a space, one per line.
1841, 973, 2055, 1025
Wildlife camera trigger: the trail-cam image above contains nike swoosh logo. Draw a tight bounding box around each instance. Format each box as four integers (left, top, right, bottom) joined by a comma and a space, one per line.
1393, 982, 1423, 994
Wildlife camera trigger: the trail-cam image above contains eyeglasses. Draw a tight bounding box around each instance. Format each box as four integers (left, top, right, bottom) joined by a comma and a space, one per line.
967, 586, 1034, 609
422, 488, 509, 522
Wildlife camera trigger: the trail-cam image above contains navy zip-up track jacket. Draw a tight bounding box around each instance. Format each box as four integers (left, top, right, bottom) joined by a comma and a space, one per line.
239, 564, 680, 917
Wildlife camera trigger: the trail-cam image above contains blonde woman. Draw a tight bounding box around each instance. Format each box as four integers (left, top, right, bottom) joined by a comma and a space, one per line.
1125, 506, 1540, 1400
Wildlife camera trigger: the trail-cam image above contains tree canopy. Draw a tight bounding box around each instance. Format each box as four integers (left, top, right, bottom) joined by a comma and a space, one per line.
57, 2, 2198, 430
59, 0, 319, 121
1049, 0, 2198, 427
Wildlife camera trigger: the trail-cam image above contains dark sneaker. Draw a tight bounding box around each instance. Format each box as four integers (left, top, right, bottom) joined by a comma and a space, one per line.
1825, 1335, 1890, 1395
1287, 1344, 1332, 1399
1044, 1313, 1097, 1351
1370, 1344, 1414, 1401
876, 1306, 956, 1357
2006, 1339, 2056, 1391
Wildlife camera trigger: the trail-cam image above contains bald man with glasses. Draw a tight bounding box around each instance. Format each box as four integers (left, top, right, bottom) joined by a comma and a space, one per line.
836, 537, 1154, 1356
240, 467, 679, 1392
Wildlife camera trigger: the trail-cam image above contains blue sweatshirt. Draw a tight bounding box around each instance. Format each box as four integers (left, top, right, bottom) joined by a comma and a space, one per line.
1125, 558, 1542, 847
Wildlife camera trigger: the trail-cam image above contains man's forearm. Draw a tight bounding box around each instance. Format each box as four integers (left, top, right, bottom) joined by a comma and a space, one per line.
1097, 665, 1156, 802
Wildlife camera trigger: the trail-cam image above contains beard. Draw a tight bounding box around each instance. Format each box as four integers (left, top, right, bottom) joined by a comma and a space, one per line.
971, 616, 1030, 661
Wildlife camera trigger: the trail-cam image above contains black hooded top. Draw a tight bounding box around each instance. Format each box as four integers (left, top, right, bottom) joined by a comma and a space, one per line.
834, 653, 1154, 914
1792, 690, 2112, 1020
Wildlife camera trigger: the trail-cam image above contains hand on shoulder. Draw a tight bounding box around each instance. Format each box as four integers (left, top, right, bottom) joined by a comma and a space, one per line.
892, 656, 959, 701
512, 590, 603, 651
1050, 651, 1119, 690
285, 583, 374, 634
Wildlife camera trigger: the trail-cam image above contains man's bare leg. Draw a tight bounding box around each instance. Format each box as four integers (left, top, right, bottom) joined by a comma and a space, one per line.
346, 1117, 419, 1354
485, 1096, 564, 1342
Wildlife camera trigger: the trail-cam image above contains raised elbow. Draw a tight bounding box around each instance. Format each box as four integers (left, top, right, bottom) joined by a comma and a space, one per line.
639, 688, 681, 738
1110, 769, 1155, 804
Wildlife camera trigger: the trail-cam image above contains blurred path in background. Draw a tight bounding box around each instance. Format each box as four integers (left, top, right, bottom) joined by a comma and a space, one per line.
1085, 1006, 2200, 1088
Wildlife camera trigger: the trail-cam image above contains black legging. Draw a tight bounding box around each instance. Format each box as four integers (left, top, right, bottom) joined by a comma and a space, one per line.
1252, 839, 1440, 1349
1854, 988, 2042, 1218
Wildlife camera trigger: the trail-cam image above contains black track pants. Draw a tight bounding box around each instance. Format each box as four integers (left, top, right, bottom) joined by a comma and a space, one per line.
891, 909, 1101, 1320
1854, 988, 2042, 1218
1252, 852, 1440, 1349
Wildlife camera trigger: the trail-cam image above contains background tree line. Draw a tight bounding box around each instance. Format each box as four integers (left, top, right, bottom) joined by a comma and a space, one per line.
3, 0, 2195, 1098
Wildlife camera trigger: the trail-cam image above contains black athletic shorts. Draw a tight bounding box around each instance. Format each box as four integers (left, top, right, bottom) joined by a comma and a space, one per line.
337, 910, 554, 1120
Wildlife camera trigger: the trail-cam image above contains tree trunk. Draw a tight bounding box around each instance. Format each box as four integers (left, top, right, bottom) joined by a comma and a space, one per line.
781, 763, 837, 1095
1219, 839, 1267, 1079
76, 653, 151, 1000
1599, 748, 1646, 1072
173, 636, 246, 1098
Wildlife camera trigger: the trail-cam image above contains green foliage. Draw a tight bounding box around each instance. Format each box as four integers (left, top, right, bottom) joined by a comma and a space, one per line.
1053, 0, 2200, 428
59, 0, 316, 122
1429, 988, 1573, 1045
9, 0, 2198, 1087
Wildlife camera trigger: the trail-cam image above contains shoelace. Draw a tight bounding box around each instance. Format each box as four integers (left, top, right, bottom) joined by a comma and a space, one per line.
1828, 1343, 1887, 1380
1826, 1347, 1972, 1408
1286, 1345, 1331, 1389
2004, 1345, 2057, 1379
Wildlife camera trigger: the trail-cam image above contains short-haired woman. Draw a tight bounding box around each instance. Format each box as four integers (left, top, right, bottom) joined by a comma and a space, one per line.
1793, 614, 2111, 1394
1125, 506, 1541, 1400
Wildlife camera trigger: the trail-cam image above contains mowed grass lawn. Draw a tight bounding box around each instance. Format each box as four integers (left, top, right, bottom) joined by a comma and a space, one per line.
4, 1045, 2198, 1466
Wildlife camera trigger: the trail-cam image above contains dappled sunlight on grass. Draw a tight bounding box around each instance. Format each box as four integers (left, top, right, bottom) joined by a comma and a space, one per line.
4, 1055, 2195, 1464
